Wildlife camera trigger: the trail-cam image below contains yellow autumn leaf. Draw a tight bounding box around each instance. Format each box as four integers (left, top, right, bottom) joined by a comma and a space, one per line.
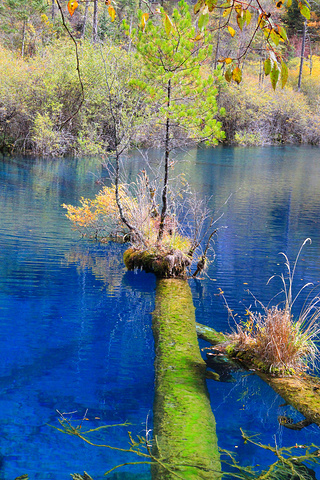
223, 7, 231, 17
227, 25, 235, 37
141, 12, 149, 30
225, 68, 232, 82
232, 66, 242, 84
108, 5, 116, 22
164, 12, 173, 36
67, 0, 78, 16
245, 9, 251, 25
193, 32, 204, 41
225, 57, 233, 64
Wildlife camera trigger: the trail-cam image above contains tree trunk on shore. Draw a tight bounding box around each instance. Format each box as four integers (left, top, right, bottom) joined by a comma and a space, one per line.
92, 0, 98, 43
80, 0, 89, 39
152, 279, 221, 480
298, 19, 307, 92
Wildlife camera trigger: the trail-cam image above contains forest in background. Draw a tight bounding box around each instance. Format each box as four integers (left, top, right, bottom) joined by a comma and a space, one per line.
1, 0, 320, 155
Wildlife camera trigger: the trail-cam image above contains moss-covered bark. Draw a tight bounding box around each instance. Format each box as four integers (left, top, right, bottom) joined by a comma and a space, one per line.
258, 373, 320, 427
123, 247, 191, 278
197, 322, 320, 427
152, 279, 221, 480
196, 323, 227, 345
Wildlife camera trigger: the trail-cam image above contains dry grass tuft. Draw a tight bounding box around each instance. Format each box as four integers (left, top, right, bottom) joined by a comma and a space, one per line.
228, 239, 320, 376
231, 305, 319, 375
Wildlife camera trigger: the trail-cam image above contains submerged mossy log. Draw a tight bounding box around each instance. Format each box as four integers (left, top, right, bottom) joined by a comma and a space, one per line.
152, 279, 221, 480
123, 247, 191, 278
196, 323, 227, 345
197, 323, 320, 427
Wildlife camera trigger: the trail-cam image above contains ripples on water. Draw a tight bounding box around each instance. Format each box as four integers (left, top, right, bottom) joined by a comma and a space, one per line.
0, 148, 320, 479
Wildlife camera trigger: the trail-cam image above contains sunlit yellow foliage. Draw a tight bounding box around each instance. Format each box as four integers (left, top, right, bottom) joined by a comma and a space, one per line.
0, 41, 145, 155
63, 183, 192, 253
287, 55, 320, 111
1, 39, 320, 154
220, 73, 320, 145
62, 185, 125, 240
288, 55, 320, 79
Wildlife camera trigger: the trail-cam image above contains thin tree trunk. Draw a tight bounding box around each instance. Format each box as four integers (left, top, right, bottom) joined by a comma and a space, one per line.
51, 0, 55, 20
114, 153, 147, 247
127, 17, 133, 54
92, 0, 98, 43
298, 19, 307, 91
80, 0, 89, 39
259, 42, 265, 86
213, 11, 222, 70
158, 79, 171, 242
21, 19, 26, 57
308, 33, 313, 75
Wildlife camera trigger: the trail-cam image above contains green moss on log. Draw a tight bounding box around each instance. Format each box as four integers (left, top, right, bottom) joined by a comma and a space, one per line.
152, 279, 221, 480
196, 323, 227, 345
258, 373, 320, 426
123, 247, 192, 278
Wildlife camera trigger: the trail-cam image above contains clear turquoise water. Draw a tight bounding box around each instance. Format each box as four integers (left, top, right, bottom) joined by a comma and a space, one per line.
0, 147, 320, 479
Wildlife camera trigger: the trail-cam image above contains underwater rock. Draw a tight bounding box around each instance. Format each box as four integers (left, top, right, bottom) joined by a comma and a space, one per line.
205, 370, 220, 381
205, 351, 240, 383
278, 415, 313, 430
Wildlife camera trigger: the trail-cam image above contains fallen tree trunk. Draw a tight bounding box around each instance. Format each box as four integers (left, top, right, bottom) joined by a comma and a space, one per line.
152, 279, 222, 480
196, 323, 320, 428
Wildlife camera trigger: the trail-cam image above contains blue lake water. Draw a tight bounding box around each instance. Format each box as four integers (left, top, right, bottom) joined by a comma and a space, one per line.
1, 147, 320, 479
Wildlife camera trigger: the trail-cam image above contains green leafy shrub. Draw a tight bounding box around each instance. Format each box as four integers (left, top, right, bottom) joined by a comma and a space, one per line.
0, 40, 146, 155
218, 76, 320, 145
32, 112, 68, 155
234, 131, 263, 146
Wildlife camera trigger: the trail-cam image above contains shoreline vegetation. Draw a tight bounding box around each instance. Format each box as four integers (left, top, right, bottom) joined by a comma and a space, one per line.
1, 40, 320, 156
